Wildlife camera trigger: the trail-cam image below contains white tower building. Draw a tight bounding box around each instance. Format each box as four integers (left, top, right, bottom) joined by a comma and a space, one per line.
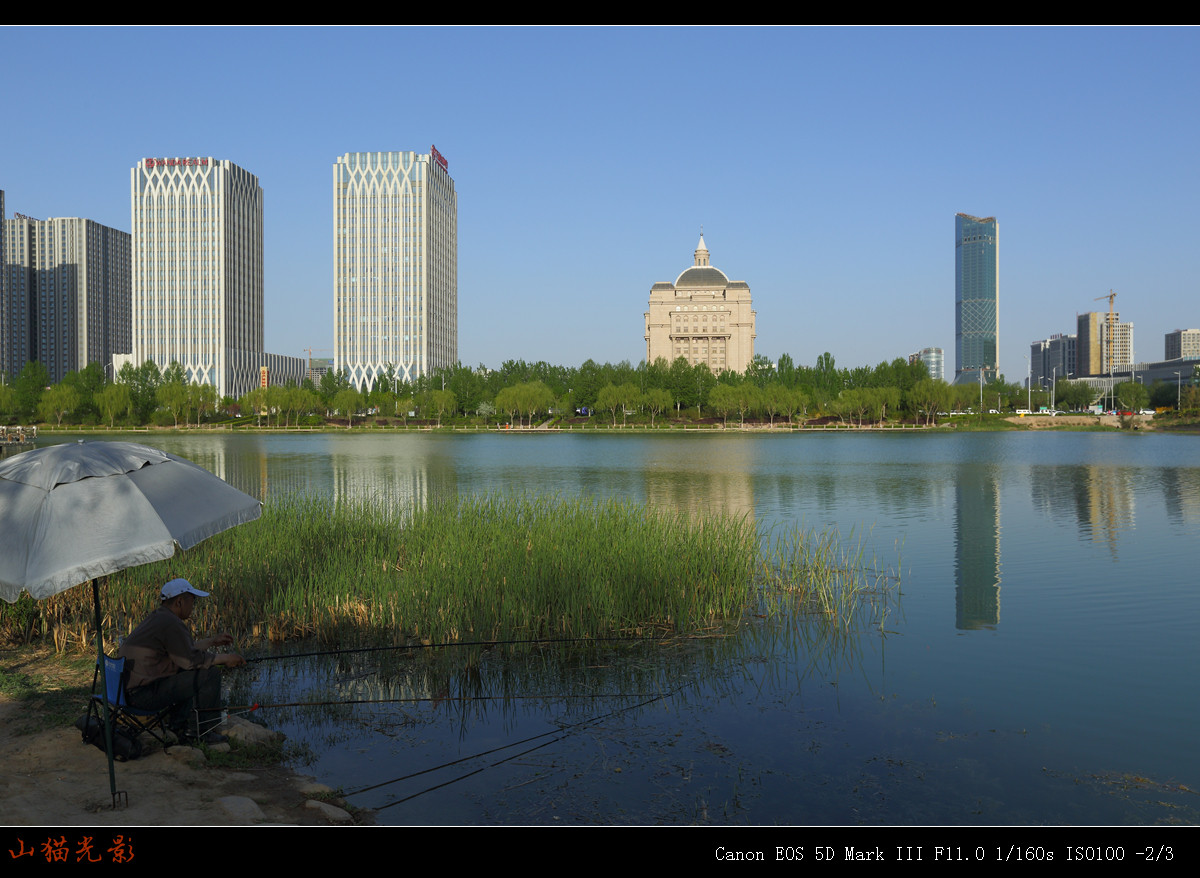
126, 157, 288, 398
333, 149, 457, 390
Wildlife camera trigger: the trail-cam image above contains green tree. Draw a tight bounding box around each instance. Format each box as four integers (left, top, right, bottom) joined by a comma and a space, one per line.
779, 386, 808, 425
429, 388, 457, 427
13, 361, 51, 418
1056, 380, 1098, 412
876, 386, 901, 424
595, 384, 624, 427
709, 383, 737, 426
96, 383, 132, 428
117, 360, 162, 423
396, 393, 415, 425
161, 361, 187, 386
643, 388, 672, 426
333, 387, 363, 427
732, 383, 761, 426
62, 363, 105, 421
239, 387, 268, 427
1114, 381, 1149, 413
156, 381, 191, 428
38, 384, 80, 426
0, 381, 16, 421
319, 368, 350, 407
745, 354, 775, 388
190, 383, 218, 427
908, 379, 953, 425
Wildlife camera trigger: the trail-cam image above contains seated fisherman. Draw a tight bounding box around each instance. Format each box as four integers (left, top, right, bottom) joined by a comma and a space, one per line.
117, 578, 246, 744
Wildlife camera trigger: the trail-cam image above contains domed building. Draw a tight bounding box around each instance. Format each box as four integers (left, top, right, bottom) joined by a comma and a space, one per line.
644, 236, 755, 373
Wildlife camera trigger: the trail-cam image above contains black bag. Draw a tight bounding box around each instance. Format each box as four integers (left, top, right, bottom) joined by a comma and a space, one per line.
76, 714, 143, 762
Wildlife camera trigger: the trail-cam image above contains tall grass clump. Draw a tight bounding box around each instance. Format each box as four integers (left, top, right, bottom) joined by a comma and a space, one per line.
12, 494, 764, 651
3, 494, 896, 653
756, 524, 897, 636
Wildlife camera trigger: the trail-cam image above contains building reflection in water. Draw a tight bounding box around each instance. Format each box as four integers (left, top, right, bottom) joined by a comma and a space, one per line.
954, 463, 1001, 630
1029, 463, 1136, 562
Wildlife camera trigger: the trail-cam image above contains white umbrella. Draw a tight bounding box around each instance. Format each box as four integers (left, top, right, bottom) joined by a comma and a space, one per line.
0, 440, 262, 806
0, 441, 261, 601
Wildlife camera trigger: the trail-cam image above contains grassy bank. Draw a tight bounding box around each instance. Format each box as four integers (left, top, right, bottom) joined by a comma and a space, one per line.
2, 495, 885, 652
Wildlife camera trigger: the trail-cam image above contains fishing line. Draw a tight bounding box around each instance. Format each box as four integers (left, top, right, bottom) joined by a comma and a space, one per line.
241, 633, 662, 664
223, 692, 665, 711
352, 689, 677, 810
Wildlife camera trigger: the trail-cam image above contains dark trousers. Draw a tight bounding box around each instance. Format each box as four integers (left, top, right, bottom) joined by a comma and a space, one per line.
126, 667, 223, 738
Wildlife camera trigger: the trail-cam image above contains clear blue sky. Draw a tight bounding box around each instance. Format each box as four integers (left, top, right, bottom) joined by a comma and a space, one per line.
2, 26, 1196, 381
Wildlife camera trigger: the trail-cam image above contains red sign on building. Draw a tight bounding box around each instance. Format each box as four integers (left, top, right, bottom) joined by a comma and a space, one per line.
144, 158, 210, 168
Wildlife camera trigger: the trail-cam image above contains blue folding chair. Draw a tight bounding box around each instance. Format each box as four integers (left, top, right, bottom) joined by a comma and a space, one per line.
80, 654, 173, 760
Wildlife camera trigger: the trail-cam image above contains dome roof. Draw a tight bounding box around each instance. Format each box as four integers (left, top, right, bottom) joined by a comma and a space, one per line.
674, 265, 730, 288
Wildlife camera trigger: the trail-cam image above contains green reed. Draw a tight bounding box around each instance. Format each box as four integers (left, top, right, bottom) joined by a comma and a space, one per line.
3, 494, 893, 652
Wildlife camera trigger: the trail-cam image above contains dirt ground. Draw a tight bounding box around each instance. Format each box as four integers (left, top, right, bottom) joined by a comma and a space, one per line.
0, 651, 365, 826
1003, 413, 1143, 428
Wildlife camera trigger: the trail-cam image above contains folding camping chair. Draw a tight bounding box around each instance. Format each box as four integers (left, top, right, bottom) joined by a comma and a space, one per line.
80, 654, 174, 760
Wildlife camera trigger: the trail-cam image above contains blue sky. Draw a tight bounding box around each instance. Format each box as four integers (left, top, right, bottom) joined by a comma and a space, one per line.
2, 26, 1197, 381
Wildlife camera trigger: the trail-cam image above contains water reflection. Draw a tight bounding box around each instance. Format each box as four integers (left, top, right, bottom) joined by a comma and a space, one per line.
231, 594, 895, 822
954, 464, 1001, 630
33, 431, 1200, 823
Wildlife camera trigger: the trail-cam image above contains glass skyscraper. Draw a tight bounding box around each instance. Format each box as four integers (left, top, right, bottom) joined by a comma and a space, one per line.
955, 213, 998, 384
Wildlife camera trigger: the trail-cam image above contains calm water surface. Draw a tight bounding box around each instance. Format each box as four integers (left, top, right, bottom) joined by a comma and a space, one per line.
49, 431, 1200, 824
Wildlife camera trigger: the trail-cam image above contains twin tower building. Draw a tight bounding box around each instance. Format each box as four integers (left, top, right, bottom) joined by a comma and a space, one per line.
3, 150, 458, 398
119, 150, 458, 397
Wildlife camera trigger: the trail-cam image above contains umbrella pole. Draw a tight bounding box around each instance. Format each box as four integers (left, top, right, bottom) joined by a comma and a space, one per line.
92, 579, 124, 809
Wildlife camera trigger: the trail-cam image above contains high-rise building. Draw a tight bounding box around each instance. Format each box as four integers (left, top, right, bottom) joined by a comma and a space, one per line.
1165, 329, 1200, 361
910, 347, 944, 382
124, 157, 301, 398
644, 236, 756, 373
1076, 311, 1133, 377
954, 213, 998, 384
1030, 333, 1076, 388
333, 149, 458, 391
0, 189, 6, 378
2, 213, 130, 384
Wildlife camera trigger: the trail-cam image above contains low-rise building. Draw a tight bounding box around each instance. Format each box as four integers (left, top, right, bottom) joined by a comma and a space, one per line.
644, 236, 755, 373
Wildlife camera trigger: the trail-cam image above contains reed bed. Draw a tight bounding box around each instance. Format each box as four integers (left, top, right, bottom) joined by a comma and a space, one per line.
2, 494, 892, 652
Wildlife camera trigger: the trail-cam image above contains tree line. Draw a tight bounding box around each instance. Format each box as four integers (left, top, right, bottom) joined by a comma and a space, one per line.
2, 353, 1197, 429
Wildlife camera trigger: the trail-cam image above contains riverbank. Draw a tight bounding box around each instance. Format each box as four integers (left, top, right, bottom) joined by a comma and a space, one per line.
0, 648, 366, 825
28, 414, 1167, 436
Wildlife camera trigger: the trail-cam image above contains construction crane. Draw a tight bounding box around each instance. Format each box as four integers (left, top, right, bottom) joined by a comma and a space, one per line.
303, 347, 333, 384
1094, 290, 1118, 375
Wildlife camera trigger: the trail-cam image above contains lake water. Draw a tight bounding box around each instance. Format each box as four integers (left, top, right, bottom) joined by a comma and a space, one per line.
41, 430, 1200, 824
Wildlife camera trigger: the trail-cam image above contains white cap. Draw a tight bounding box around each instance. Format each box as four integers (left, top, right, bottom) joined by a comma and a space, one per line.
161, 578, 210, 600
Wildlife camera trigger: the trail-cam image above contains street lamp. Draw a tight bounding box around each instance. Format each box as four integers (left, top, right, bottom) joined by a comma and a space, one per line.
1176, 371, 1182, 410
1051, 366, 1058, 412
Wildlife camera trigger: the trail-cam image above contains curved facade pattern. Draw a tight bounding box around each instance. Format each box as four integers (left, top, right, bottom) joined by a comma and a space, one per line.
333, 150, 457, 390
955, 213, 998, 384
644, 236, 755, 374
129, 158, 283, 398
